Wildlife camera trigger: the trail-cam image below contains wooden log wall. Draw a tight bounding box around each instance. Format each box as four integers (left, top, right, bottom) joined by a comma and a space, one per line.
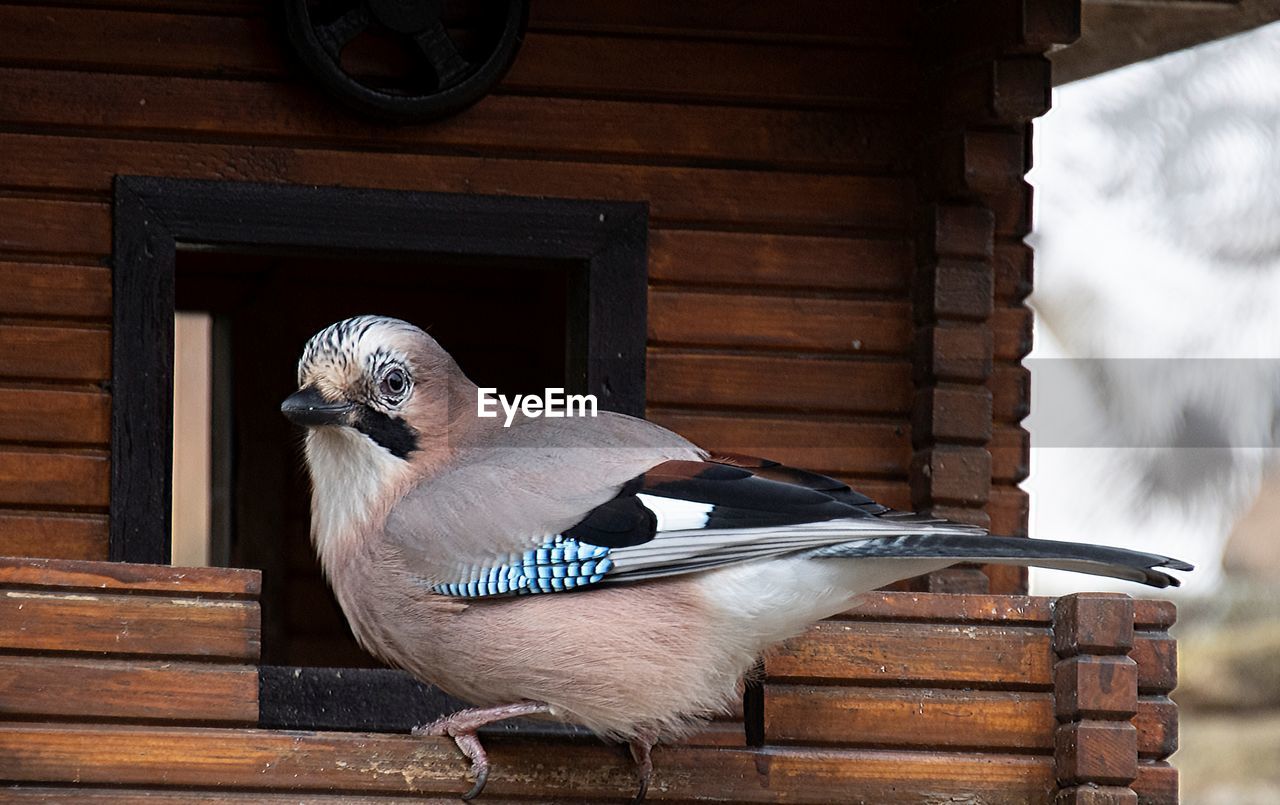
0, 557, 1177, 802
0, 1, 1071, 583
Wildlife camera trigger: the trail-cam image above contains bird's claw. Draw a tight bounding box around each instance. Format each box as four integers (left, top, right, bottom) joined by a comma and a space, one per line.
410, 720, 491, 799
410, 702, 551, 801
628, 735, 654, 804
461, 757, 489, 801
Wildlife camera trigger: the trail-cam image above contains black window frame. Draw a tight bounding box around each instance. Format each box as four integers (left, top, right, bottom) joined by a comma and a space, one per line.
110, 176, 649, 731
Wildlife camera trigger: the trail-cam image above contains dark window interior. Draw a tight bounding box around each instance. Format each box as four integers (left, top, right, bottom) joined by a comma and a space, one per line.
111, 177, 649, 730
176, 249, 583, 666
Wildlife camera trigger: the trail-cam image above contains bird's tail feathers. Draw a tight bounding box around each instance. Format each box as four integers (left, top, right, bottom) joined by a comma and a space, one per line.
804, 533, 1193, 589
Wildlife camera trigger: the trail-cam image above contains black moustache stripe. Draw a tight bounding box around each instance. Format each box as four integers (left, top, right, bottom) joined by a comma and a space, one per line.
354, 406, 418, 459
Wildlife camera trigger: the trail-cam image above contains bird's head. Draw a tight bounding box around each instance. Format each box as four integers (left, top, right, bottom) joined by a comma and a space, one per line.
282, 315, 471, 462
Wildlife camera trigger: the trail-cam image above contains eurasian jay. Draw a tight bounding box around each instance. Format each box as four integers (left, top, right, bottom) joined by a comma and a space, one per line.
281, 315, 1191, 802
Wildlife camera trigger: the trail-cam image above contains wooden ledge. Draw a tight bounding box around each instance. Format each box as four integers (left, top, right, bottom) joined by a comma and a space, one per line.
0, 555, 261, 599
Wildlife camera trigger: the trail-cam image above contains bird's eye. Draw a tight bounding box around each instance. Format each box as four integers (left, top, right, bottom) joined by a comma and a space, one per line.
380, 368, 408, 399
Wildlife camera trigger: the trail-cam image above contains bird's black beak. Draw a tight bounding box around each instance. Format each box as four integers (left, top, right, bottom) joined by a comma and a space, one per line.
281, 386, 355, 427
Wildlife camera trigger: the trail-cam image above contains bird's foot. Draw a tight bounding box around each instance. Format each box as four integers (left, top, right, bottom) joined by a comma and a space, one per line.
412, 700, 551, 801
628, 732, 656, 804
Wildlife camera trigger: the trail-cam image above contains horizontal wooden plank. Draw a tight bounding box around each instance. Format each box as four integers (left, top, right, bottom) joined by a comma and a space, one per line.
765, 685, 1174, 757
0, 448, 109, 508
767, 685, 1053, 750
771, 619, 1175, 694
0, 655, 256, 724
504, 32, 914, 107
0, 789, 525, 805
838, 590, 1051, 624
2, 791, 504, 805
0, 198, 110, 256
647, 411, 908, 477
649, 231, 911, 292
0, 67, 910, 173
0, 723, 1058, 803
0, 7, 914, 107
0, 133, 912, 233
0, 385, 109, 445
0, 324, 110, 382
649, 291, 909, 354
12, 0, 910, 45
0, 588, 258, 660
840, 593, 1174, 632
767, 620, 1054, 687
0, 5, 280, 76
0, 511, 108, 561
0, 261, 110, 319
530, 0, 913, 44
0, 556, 261, 598
647, 351, 912, 415
827, 476, 910, 511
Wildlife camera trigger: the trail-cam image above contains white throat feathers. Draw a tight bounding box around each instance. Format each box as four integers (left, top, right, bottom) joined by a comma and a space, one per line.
305, 425, 412, 573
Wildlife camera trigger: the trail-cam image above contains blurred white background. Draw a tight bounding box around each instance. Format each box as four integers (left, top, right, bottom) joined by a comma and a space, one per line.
1027, 21, 1280, 804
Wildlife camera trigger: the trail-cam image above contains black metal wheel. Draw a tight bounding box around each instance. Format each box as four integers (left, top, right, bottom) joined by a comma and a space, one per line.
283, 0, 527, 123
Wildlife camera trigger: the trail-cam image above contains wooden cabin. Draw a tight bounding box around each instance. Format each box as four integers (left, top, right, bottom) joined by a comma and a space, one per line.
0, 0, 1180, 801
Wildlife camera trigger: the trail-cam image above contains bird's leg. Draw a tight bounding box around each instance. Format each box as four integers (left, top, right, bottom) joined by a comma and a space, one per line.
627, 730, 657, 804
412, 700, 551, 800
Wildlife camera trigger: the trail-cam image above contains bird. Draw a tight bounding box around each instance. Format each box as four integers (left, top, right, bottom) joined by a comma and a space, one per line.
281, 314, 1191, 802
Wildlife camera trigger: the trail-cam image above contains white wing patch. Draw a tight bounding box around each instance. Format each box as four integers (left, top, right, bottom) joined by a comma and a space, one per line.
636, 493, 712, 531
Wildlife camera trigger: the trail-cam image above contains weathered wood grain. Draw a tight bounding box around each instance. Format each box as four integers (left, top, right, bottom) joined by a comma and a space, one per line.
991, 424, 1030, 482
0, 133, 912, 233
0, 448, 109, 508
646, 411, 909, 477
5, 0, 912, 45
1134, 761, 1178, 805
0, 723, 1059, 803
647, 351, 912, 415
0, 7, 914, 107
648, 231, 910, 292
0, 511, 108, 561
0, 385, 110, 445
0, 198, 110, 256
0, 67, 911, 173
0, 790, 537, 805
649, 291, 910, 354
766, 685, 1055, 750
832, 591, 1173, 630
530, 0, 914, 43
993, 304, 1035, 361
765, 685, 1174, 758
767, 620, 1055, 687
0, 556, 260, 598
0, 324, 110, 382
0, 655, 257, 724
0, 261, 110, 319
0, 589, 258, 660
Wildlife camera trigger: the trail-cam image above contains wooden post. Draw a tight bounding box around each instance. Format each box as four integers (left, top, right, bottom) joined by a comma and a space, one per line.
911, 0, 1081, 594
1052, 592, 1139, 804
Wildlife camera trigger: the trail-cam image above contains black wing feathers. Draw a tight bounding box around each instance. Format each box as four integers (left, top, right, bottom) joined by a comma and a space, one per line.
563, 495, 656, 548
563, 458, 870, 548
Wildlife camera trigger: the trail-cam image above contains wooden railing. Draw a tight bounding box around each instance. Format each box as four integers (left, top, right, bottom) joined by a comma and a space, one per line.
0, 557, 1176, 802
